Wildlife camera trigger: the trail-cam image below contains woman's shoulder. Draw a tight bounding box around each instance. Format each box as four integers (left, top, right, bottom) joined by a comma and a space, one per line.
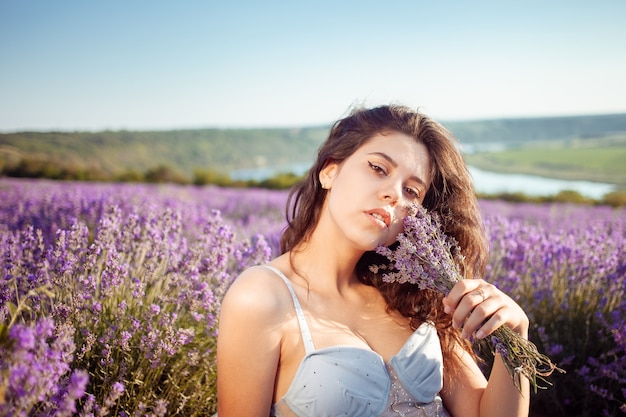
221, 263, 295, 321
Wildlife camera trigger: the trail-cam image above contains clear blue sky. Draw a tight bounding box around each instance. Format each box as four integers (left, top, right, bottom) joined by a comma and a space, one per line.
1, 0, 625, 132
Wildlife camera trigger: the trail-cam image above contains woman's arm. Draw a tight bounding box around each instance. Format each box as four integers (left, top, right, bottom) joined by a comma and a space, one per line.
216, 267, 285, 416
441, 279, 530, 417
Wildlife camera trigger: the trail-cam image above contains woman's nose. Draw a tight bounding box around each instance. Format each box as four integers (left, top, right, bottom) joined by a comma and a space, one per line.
380, 181, 402, 206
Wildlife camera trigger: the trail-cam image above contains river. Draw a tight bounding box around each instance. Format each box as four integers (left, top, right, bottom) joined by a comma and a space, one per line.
230, 163, 615, 200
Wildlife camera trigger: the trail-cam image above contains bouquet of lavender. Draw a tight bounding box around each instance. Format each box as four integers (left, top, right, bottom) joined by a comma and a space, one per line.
370, 204, 563, 393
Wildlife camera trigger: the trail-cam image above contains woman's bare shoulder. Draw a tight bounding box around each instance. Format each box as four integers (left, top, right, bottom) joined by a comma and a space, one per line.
221, 264, 294, 320
217, 265, 291, 415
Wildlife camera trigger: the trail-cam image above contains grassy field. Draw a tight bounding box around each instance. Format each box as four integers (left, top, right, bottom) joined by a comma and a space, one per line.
464, 134, 626, 187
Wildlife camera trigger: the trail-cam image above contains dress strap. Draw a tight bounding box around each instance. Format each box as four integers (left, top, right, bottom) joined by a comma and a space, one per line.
262, 265, 315, 354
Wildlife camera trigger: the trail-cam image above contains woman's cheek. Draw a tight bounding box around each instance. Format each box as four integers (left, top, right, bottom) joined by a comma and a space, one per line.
383, 223, 404, 246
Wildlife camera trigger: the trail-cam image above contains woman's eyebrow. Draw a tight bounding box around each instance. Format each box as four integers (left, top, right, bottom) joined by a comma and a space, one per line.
367, 152, 428, 186
369, 151, 398, 167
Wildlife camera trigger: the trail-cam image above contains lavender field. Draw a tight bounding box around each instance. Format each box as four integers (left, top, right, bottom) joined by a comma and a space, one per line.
1, 178, 624, 416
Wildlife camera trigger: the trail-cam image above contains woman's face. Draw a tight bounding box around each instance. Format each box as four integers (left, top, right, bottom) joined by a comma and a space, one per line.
319, 131, 432, 250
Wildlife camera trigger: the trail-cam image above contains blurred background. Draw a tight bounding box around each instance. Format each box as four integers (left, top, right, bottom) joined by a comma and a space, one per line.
1, 0, 625, 201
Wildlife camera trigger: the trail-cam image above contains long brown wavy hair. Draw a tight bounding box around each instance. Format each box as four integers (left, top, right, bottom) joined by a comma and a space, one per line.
280, 104, 489, 381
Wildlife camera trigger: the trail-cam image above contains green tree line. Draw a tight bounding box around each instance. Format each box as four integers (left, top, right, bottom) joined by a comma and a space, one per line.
1, 156, 303, 190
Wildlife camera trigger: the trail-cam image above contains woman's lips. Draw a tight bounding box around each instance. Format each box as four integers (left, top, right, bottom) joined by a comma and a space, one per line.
366, 209, 390, 228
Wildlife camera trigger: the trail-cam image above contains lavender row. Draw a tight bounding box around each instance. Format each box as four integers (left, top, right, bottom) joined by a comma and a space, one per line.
1, 178, 624, 416
1, 179, 278, 416
480, 203, 625, 416
0, 178, 288, 253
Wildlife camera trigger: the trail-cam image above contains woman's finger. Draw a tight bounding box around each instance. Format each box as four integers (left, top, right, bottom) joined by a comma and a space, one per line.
443, 279, 484, 313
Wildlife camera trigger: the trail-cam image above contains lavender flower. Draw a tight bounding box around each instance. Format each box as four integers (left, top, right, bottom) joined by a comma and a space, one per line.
0, 318, 87, 416
371, 204, 563, 393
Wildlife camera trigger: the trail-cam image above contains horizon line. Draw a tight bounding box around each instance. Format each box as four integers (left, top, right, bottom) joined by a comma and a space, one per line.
2, 110, 626, 134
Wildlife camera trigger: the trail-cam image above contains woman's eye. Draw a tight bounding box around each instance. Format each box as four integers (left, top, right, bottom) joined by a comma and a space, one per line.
404, 187, 420, 199
368, 161, 386, 175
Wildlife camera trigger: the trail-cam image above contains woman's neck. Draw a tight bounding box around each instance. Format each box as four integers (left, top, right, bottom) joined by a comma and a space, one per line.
288, 235, 365, 295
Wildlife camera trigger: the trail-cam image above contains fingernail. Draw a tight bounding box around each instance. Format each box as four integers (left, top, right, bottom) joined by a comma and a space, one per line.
475, 330, 484, 339
444, 305, 451, 314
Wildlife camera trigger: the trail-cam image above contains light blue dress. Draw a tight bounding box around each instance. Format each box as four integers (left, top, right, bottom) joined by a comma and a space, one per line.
265, 265, 451, 417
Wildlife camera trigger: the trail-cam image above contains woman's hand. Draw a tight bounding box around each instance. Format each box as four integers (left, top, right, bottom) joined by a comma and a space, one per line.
442, 279, 529, 340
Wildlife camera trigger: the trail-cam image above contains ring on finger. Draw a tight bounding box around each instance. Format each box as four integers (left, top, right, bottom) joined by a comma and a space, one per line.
476, 288, 486, 303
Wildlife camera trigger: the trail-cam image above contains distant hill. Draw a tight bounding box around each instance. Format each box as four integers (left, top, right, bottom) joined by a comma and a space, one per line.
0, 127, 329, 178
444, 113, 626, 143
1, 113, 625, 178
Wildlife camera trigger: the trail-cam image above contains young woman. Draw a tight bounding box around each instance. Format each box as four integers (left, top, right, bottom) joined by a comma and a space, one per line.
217, 104, 530, 417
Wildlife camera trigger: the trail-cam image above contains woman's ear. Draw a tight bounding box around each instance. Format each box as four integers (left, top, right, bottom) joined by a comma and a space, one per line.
319, 161, 338, 189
